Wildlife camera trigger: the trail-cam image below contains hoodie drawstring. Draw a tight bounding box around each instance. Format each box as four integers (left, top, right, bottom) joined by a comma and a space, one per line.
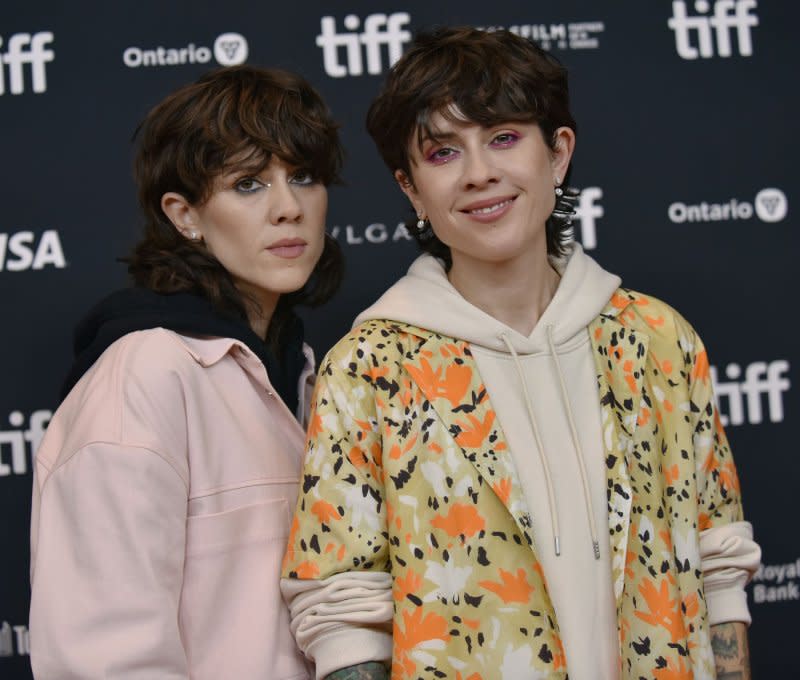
499, 327, 601, 561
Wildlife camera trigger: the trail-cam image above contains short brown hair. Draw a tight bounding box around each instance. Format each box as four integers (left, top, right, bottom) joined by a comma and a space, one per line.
366, 27, 577, 263
127, 65, 344, 349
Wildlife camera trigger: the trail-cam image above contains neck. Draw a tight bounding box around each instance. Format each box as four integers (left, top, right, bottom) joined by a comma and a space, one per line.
447, 247, 560, 336
238, 287, 278, 340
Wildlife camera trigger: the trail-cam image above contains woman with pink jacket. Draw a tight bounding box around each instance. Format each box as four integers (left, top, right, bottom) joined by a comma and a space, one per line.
29, 65, 343, 679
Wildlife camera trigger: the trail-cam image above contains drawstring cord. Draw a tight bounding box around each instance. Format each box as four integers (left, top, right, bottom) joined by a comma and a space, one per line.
499, 328, 601, 560
546, 326, 601, 560
500, 332, 562, 557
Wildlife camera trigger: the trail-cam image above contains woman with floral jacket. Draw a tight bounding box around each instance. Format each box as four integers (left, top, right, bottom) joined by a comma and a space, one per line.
282, 28, 760, 680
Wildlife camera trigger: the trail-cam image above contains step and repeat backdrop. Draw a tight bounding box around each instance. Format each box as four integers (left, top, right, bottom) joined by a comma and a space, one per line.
1, 1, 795, 677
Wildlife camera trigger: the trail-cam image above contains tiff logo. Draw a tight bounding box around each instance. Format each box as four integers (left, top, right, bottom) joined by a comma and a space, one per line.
0, 622, 29, 657
317, 13, 411, 77
711, 360, 790, 426
668, 0, 758, 59
0, 32, 54, 95
0, 410, 50, 476
574, 186, 603, 250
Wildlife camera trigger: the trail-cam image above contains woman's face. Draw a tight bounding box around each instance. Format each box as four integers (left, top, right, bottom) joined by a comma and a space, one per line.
188, 157, 328, 316
397, 112, 574, 274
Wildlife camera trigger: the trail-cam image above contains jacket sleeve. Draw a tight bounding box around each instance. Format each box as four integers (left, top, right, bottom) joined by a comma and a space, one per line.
687, 330, 761, 624
281, 350, 393, 677
30, 442, 190, 679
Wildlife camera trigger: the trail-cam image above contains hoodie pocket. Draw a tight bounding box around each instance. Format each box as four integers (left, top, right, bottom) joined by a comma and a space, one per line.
181, 499, 309, 679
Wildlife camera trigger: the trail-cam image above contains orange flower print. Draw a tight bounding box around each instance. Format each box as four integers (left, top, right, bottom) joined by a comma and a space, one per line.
478, 568, 534, 604
634, 578, 686, 644
294, 561, 320, 579
492, 477, 512, 505
430, 503, 486, 538
394, 569, 422, 602
692, 349, 710, 382
454, 411, 495, 448
311, 499, 341, 524
393, 608, 451, 679
406, 358, 471, 407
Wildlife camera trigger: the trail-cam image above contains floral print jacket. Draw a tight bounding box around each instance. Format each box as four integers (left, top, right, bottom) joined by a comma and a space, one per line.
283, 289, 743, 679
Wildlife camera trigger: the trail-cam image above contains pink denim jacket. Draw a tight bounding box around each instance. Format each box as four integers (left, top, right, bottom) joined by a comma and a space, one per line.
30, 328, 313, 679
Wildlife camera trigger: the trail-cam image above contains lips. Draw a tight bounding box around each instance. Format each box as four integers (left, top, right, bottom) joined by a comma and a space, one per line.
266, 237, 307, 259
460, 195, 517, 222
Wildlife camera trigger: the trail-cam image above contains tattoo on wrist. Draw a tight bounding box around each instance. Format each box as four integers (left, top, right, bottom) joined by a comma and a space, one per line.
711, 622, 751, 680
324, 661, 389, 680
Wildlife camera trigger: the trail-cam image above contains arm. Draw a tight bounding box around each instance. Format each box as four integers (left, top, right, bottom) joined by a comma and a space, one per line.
711, 621, 750, 679
686, 331, 758, 677
282, 349, 393, 678
324, 662, 389, 680
30, 443, 189, 679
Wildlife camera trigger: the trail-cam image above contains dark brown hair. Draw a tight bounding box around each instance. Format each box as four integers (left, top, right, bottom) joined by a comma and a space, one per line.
127, 65, 344, 349
366, 26, 577, 265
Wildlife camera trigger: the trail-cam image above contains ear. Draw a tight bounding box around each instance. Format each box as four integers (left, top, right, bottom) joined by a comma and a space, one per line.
394, 169, 425, 219
550, 127, 576, 184
161, 192, 201, 240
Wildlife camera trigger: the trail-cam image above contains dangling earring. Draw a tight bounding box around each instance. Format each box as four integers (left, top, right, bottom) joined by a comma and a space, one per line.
416, 213, 428, 232
551, 182, 579, 227
190, 231, 198, 240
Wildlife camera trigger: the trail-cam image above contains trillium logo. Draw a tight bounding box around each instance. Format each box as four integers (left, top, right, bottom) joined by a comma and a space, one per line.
753, 188, 787, 222
213, 32, 248, 66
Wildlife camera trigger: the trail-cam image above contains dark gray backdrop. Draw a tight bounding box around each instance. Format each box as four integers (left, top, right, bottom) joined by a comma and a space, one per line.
2, 1, 795, 677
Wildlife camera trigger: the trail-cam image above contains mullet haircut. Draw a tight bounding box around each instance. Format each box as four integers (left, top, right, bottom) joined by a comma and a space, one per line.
366, 26, 577, 263
127, 65, 344, 350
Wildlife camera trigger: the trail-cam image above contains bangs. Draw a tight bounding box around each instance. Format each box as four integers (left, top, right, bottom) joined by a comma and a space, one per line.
197, 68, 342, 187
409, 49, 548, 155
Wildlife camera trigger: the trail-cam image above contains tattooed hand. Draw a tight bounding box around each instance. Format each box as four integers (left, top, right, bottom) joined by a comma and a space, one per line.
324, 662, 389, 680
711, 621, 751, 680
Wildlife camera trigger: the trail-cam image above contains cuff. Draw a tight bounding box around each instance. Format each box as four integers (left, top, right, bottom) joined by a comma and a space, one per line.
700, 521, 761, 626
308, 628, 392, 680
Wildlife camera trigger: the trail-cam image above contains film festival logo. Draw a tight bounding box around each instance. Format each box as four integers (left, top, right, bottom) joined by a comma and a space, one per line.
668, 0, 759, 59
123, 32, 248, 69
478, 21, 605, 51
316, 13, 411, 77
0, 31, 54, 96
0, 410, 50, 477
711, 360, 790, 427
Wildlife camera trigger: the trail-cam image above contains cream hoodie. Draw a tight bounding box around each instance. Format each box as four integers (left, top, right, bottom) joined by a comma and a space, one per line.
283, 244, 759, 679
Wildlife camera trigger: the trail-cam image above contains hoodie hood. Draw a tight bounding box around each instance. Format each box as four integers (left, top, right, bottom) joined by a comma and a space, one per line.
355, 242, 621, 352
61, 288, 306, 414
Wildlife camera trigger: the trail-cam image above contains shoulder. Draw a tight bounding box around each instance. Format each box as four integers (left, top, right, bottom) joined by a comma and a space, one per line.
608, 288, 702, 354
320, 320, 423, 372
50, 329, 210, 459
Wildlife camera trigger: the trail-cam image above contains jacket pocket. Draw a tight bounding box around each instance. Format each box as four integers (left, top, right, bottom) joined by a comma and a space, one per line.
181, 499, 310, 680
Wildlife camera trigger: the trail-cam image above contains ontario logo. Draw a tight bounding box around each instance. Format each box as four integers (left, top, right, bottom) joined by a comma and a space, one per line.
123, 32, 248, 69
668, 187, 787, 224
